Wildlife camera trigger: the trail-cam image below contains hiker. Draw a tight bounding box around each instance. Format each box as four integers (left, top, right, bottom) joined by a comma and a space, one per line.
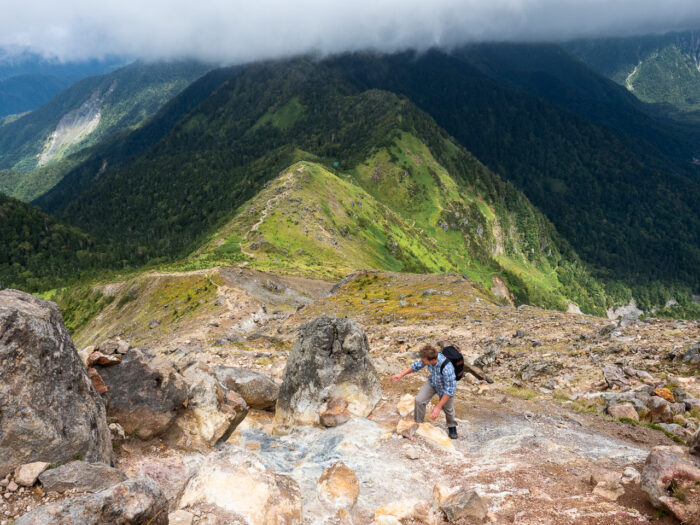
390, 342, 461, 439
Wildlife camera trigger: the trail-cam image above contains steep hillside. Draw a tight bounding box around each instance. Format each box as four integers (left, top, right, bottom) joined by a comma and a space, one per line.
191, 156, 606, 313
0, 192, 106, 291
455, 42, 700, 160
0, 60, 212, 199
33, 59, 606, 313
325, 51, 700, 309
565, 30, 700, 114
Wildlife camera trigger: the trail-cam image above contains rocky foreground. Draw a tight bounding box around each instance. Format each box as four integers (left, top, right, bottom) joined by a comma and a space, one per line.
1, 270, 699, 524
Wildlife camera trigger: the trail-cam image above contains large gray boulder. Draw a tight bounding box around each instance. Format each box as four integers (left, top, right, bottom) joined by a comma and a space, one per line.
16, 476, 168, 525
38, 460, 127, 493
0, 290, 112, 477
214, 366, 279, 410
96, 348, 188, 440
275, 317, 381, 427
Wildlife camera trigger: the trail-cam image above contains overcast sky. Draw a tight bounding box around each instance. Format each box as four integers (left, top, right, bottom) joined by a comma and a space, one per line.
2, 0, 700, 64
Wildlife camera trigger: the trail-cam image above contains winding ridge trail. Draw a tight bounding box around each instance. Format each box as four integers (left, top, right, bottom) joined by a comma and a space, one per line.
240, 167, 299, 261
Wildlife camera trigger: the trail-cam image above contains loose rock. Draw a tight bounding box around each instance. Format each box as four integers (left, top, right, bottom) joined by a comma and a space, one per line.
603, 365, 629, 389
97, 348, 189, 440
652, 387, 675, 403
86, 351, 122, 367
320, 397, 351, 428
214, 366, 279, 410
374, 499, 438, 525
396, 393, 414, 418
607, 404, 638, 421
38, 461, 127, 493
440, 489, 488, 522
15, 476, 168, 525
317, 461, 360, 511
14, 463, 49, 487
641, 445, 700, 523
621, 467, 641, 484
647, 397, 673, 424
176, 363, 248, 446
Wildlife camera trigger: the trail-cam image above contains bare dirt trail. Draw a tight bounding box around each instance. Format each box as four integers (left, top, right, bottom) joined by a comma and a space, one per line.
240, 168, 299, 260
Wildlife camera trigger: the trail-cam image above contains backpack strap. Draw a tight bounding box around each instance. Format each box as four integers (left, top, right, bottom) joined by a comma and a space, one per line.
439, 356, 449, 375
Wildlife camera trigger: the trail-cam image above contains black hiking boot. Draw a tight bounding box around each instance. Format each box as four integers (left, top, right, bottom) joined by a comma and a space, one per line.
448, 427, 458, 439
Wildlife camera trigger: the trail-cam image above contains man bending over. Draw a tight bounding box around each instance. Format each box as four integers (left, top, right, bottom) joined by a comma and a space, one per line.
391, 343, 458, 439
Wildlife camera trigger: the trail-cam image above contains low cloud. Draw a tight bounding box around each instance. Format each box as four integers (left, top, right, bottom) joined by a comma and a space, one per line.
2, 0, 700, 64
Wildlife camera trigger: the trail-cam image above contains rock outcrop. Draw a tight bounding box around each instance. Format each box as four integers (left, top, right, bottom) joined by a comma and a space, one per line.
127, 455, 204, 511
96, 348, 188, 440
16, 476, 168, 525
275, 317, 381, 427
179, 448, 302, 525
641, 446, 700, 523
38, 461, 127, 493
174, 363, 248, 446
0, 290, 112, 477
214, 365, 279, 410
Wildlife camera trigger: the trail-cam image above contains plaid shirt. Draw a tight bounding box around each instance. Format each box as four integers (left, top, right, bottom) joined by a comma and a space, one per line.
411, 353, 457, 397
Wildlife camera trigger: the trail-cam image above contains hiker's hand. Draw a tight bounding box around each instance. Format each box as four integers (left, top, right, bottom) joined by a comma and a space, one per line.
390, 374, 402, 382
430, 406, 441, 419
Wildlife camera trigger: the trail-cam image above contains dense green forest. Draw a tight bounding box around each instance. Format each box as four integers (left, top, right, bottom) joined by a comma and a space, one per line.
565, 31, 700, 114
0, 193, 107, 291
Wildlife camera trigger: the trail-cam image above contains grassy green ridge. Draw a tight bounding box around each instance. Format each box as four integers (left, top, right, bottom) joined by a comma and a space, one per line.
26, 59, 608, 313
185, 136, 606, 314
325, 50, 700, 312
0, 60, 212, 200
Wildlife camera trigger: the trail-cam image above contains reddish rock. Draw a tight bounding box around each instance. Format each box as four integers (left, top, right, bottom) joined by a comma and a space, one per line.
88, 368, 107, 395
320, 397, 351, 428
641, 446, 700, 523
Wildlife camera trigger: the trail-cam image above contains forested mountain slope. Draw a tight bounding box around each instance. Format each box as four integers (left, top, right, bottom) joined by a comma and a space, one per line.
0, 60, 212, 200
565, 30, 700, 115
32, 59, 607, 313
325, 50, 700, 309
0, 193, 105, 290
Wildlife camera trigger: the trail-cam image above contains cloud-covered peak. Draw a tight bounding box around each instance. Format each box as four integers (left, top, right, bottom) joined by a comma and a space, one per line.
2, 0, 700, 64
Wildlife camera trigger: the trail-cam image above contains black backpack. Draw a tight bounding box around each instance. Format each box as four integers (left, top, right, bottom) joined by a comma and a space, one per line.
440, 345, 465, 381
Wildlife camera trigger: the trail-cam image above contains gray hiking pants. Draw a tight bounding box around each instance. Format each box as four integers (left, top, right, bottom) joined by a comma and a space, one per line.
414, 380, 457, 427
